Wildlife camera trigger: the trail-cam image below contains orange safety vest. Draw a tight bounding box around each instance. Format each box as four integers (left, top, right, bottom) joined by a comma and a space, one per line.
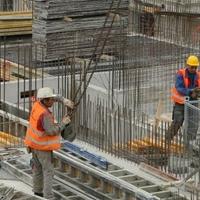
171, 69, 200, 104
24, 101, 61, 151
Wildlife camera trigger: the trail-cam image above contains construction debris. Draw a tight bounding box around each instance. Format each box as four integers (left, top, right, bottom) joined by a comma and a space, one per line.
127, 138, 184, 155
0, 183, 42, 199
0, 147, 24, 160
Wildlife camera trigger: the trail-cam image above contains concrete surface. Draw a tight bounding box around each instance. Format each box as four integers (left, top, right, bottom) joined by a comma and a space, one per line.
0, 168, 34, 195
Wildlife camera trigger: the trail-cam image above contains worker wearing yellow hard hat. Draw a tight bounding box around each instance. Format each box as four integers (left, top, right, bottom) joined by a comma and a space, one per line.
167, 55, 200, 145
186, 55, 200, 67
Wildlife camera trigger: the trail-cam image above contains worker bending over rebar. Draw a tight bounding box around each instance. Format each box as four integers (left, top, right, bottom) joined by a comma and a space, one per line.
24, 87, 74, 199
166, 55, 200, 145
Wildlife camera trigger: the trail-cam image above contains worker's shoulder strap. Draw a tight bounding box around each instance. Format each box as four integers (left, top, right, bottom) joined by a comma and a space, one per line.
176, 68, 189, 87
178, 68, 200, 78
196, 71, 200, 87
197, 71, 200, 78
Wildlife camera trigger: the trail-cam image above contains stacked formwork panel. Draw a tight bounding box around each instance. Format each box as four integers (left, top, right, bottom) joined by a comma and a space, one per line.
33, 0, 128, 61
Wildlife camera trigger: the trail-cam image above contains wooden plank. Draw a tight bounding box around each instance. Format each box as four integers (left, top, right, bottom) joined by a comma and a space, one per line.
0, 21, 32, 28
0, 11, 32, 16
0, 11, 32, 36
0, 60, 11, 81
0, 30, 32, 36
0, 59, 49, 80
0, 27, 32, 32
0, 15, 32, 20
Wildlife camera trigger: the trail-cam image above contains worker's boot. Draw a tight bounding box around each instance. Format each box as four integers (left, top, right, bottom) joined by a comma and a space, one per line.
34, 192, 43, 197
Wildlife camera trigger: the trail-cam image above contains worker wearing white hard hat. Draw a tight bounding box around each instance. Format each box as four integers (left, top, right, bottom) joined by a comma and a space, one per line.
25, 87, 74, 199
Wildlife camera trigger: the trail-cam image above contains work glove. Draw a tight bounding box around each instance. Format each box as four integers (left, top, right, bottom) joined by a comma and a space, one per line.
62, 115, 71, 125
191, 87, 200, 99
63, 98, 74, 109
191, 90, 197, 99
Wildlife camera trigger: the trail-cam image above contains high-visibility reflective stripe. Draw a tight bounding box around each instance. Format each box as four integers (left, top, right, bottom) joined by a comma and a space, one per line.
28, 125, 44, 137
26, 135, 60, 146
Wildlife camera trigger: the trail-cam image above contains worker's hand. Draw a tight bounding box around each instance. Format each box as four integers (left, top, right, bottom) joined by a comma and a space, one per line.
191, 87, 200, 99
63, 98, 74, 109
191, 90, 197, 99
62, 115, 71, 125
190, 90, 197, 99
193, 87, 200, 93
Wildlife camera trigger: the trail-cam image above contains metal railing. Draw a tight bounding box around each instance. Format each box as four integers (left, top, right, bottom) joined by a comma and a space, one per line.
181, 100, 200, 186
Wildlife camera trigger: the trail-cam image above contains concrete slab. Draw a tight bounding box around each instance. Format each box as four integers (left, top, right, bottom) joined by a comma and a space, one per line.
0, 179, 34, 195
0, 168, 17, 180
0, 148, 35, 197
0, 169, 36, 198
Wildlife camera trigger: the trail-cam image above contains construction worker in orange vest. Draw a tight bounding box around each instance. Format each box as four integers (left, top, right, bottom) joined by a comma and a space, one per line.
166, 55, 200, 145
25, 87, 74, 199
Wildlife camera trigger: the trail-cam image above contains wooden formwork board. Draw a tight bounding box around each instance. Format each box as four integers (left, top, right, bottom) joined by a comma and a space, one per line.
0, 11, 32, 15
112, 138, 185, 156
0, 11, 32, 36
0, 59, 49, 81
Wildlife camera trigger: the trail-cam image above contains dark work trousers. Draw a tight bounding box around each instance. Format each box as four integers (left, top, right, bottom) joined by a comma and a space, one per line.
31, 149, 55, 200
166, 103, 199, 143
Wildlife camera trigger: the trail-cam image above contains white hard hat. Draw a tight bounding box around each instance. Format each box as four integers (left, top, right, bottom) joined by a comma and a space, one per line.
37, 87, 57, 99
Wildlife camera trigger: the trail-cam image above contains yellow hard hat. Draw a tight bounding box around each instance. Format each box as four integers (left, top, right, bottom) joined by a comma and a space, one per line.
186, 55, 199, 67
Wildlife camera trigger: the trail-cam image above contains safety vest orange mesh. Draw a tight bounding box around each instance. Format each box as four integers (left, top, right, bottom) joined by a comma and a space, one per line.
24, 101, 61, 151
171, 69, 200, 104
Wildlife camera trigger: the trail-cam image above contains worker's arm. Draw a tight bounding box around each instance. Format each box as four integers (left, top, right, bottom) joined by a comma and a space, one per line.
175, 74, 193, 96
54, 96, 74, 109
40, 112, 70, 136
